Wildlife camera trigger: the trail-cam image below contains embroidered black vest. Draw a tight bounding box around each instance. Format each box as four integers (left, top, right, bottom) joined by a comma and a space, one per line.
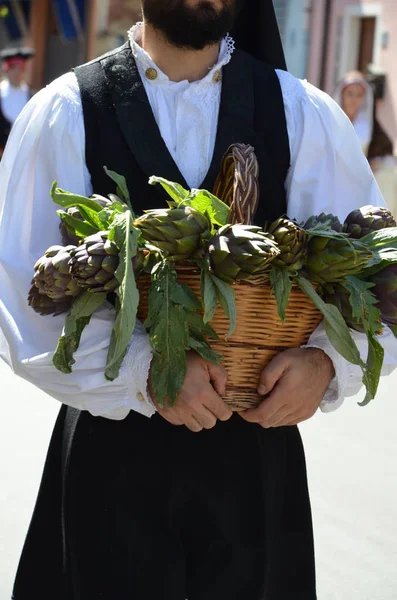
75, 43, 290, 224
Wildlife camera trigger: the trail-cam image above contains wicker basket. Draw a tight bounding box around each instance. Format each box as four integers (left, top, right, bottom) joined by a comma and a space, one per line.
137, 269, 323, 411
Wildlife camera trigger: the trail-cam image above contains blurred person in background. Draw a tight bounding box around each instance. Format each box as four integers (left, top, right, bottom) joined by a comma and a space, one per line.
0, 47, 34, 156
334, 71, 397, 218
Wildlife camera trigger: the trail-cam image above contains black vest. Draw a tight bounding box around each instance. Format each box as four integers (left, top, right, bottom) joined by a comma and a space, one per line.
75, 43, 290, 225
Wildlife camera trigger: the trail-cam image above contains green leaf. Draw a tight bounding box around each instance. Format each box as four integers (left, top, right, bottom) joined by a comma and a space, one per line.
188, 336, 222, 365
183, 189, 230, 229
201, 268, 218, 324
58, 211, 99, 239
75, 205, 107, 230
105, 211, 139, 380
359, 333, 384, 406
185, 311, 219, 341
53, 291, 107, 374
149, 176, 190, 203
104, 167, 134, 215
270, 269, 292, 323
171, 283, 202, 311
360, 227, 397, 249
344, 276, 382, 335
146, 261, 189, 405
297, 277, 364, 367
51, 182, 104, 212
211, 274, 236, 338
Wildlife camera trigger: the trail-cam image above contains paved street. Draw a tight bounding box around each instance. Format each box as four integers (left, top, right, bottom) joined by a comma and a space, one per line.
0, 360, 396, 600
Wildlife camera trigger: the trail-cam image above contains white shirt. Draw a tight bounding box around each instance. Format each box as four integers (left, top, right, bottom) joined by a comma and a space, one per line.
0, 27, 396, 421
0, 79, 30, 125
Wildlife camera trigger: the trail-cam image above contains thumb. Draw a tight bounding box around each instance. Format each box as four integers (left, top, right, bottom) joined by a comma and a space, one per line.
258, 353, 289, 396
207, 361, 228, 397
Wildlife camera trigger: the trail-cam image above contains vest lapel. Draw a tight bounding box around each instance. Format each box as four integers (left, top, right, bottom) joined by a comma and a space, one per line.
102, 45, 259, 196
201, 51, 257, 191
102, 44, 189, 191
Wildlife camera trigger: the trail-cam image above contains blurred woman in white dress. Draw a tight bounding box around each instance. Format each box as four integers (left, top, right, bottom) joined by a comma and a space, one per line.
334, 71, 397, 218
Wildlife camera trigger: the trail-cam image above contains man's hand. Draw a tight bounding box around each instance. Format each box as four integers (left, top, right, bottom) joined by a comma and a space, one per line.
240, 348, 335, 428
149, 351, 232, 432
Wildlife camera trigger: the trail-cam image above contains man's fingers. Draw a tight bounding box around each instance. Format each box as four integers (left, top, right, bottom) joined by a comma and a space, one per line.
193, 406, 218, 430
208, 361, 228, 397
261, 405, 293, 428
257, 353, 289, 395
203, 387, 233, 422
241, 379, 292, 424
184, 415, 204, 433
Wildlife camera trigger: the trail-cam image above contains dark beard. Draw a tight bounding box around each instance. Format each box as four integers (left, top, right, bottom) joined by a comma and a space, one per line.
141, 0, 237, 50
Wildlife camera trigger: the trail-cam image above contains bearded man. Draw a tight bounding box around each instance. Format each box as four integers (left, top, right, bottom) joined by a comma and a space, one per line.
1, 1, 397, 599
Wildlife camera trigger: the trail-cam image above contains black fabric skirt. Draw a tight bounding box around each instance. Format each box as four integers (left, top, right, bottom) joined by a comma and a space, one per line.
12, 405, 317, 600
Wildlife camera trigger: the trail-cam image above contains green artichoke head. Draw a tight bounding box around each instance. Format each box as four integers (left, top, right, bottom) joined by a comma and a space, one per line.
134, 206, 211, 261
306, 236, 373, 284
265, 217, 308, 272
343, 205, 397, 239
208, 224, 280, 283
369, 264, 397, 326
68, 232, 120, 293
32, 245, 81, 301
304, 213, 343, 233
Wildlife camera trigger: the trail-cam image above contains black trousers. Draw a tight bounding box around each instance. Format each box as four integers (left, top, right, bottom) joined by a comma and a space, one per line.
13, 406, 316, 600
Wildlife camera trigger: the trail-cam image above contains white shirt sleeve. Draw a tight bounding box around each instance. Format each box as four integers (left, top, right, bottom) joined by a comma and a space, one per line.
0, 73, 154, 421
277, 71, 397, 412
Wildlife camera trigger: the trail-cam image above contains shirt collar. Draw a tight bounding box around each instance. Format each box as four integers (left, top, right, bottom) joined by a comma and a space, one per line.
128, 22, 235, 86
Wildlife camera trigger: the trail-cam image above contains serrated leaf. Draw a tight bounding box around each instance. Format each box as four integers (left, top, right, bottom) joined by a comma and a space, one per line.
360, 227, 397, 248
188, 336, 222, 365
53, 291, 107, 374
344, 276, 382, 335
105, 212, 139, 380
270, 269, 292, 323
210, 274, 236, 338
146, 261, 189, 405
297, 277, 364, 367
104, 167, 134, 215
76, 205, 107, 230
183, 189, 230, 229
201, 268, 218, 323
185, 311, 219, 341
359, 333, 384, 406
51, 182, 104, 212
58, 211, 99, 239
171, 283, 202, 311
149, 176, 190, 203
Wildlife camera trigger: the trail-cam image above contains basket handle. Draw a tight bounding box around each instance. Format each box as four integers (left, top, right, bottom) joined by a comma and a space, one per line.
213, 143, 260, 225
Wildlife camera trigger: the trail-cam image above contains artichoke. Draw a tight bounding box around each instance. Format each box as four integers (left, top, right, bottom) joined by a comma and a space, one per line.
134, 206, 211, 260
69, 232, 120, 293
32, 245, 81, 301
265, 217, 307, 271
59, 195, 113, 246
28, 284, 74, 316
208, 224, 280, 283
304, 213, 343, 233
59, 206, 84, 246
369, 264, 397, 326
324, 286, 365, 332
343, 205, 396, 239
306, 236, 373, 284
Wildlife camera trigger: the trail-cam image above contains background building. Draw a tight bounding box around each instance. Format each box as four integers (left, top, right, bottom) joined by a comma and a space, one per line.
307, 0, 397, 150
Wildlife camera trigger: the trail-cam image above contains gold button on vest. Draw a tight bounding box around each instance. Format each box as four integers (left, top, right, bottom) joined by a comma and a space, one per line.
145, 67, 158, 81
213, 70, 222, 83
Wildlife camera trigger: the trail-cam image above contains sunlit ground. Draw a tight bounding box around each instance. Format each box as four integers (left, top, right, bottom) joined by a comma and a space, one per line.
0, 360, 396, 599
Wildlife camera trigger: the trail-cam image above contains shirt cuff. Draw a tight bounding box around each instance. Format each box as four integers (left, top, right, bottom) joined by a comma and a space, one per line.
119, 321, 156, 418
302, 321, 348, 413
